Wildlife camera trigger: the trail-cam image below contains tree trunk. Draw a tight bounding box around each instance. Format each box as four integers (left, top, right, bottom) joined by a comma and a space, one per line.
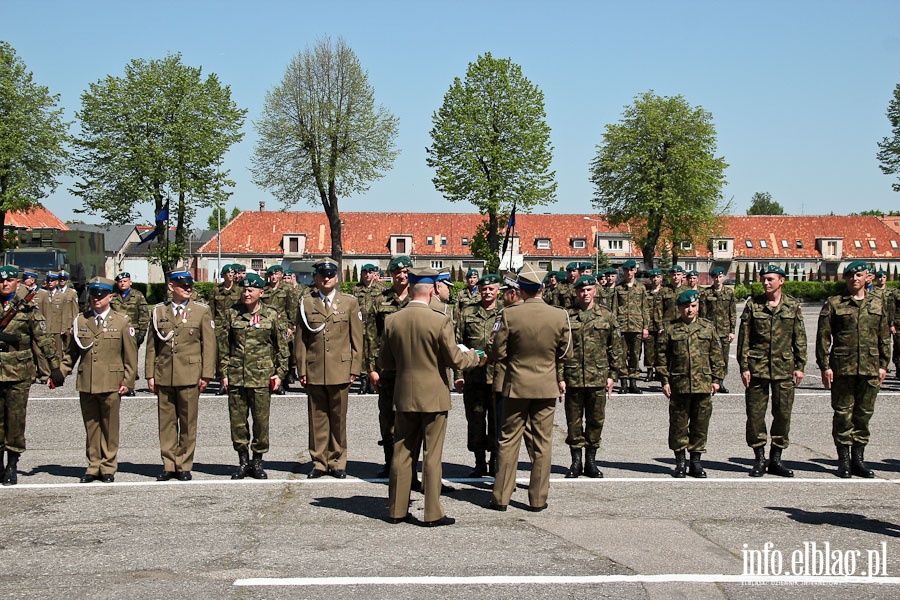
324, 184, 343, 268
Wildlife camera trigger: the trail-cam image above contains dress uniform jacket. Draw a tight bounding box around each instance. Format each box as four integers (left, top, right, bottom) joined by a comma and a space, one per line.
146, 300, 216, 386
63, 310, 138, 392
296, 292, 363, 385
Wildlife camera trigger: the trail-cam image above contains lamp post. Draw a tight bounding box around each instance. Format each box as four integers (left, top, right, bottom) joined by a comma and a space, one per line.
584, 216, 603, 272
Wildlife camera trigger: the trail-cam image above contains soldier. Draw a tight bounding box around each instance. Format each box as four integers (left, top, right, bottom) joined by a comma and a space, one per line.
15, 270, 39, 299
555, 263, 579, 310
429, 269, 456, 321
380, 268, 484, 527
685, 270, 701, 292
872, 270, 899, 379
736, 265, 806, 478
62, 277, 137, 484
661, 265, 687, 322
488, 265, 571, 512
233, 264, 246, 284
615, 259, 649, 394
456, 268, 481, 311
352, 263, 384, 395
0, 266, 61, 485
700, 266, 736, 393
262, 264, 296, 394
41, 271, 79, 371
644, 269, 665, 382
146, 271, 216, 482
296, 259, 362, 479
597, 267, 618, 313
454, 273, 503, 477
656, 289, 725, 478
578, 261, 594, 276
209, 264, 242, 328
220, 273, 289, 479
110, 272, 149, 347
816, 260, 891, 478
561, 275, 624, 479
366, 255, 412, 477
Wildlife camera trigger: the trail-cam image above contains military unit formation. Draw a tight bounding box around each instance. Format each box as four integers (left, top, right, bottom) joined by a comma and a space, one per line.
0, 256, 896, 527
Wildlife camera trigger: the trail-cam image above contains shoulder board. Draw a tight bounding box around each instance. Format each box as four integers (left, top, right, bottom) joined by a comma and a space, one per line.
192, 301, 209, 308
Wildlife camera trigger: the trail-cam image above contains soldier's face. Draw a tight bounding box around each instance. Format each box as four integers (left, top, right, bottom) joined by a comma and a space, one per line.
0, 276, 19, 295
687, 275, 698, 287
479, 283, 499, 306
623, 267, 637, 282
713, 273, 725, 287
169, 281, 192, 303
391, 268, 408, 288
548, 275, 557, 286
876, 274, 887, 287
117, 277, 132, 291
89, 290, 112, 312
762, 273, 784, 294
672, 272, 684, 286
362, 270, 378, 285
223, 272, 234, 284
679, 300, 699, 322
845, 270, 867, 294
581, 267, 593, 275
466, 274, 479, 287
269, 271, 283, 285
242, 286, 263, 306
576, 284, 595, 308
567, 270, 577, 283
502, 288, 519, 305
435, 282, 451, 302
315, 271, 338, 294
24, 276, 35, 288
652, 275, 663, 288
47, 279, 57, 290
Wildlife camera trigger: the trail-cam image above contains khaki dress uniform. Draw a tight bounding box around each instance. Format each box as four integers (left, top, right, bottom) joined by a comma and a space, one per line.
296, 292, 363, 475
63, 309, 137, 478
146, 300, 216, 474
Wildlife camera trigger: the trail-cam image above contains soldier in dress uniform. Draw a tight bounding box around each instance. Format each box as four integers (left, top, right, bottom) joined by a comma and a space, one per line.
816, 260, 891, 478
62, 277, 137, 484
0, 266, 61, 485
488, 265, 571, 512
456, 268, 482, 311
380, 268, 484, 527
428, 269, 456, 322
296, 258, 363, 479
16, 270, 39, 299
561, 275, 624, 479
700, 266, 736, 393
146, 271, 216, 482
41, 271, 79, 373
736, 265, 806, 478
352, 263, 384, 395
643, 269, 665, 382
656, 289, 725, 478
615, 259, 649, 394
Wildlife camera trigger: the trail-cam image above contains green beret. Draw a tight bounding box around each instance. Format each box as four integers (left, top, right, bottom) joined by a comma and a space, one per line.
843, 260, 868, 276
574, 275, 597, 288
265, 265, 284, 275
220, 264, 235, 277
621, 259, 637, 269
603, 268, 617, 276
465, 268, 479, 278
389, 256, 413, 272
687, 270, 699, 277
565, 262, 579, 271
115, 271, 132, 281
243, 273, 266, 288
361, 263, 378, 273
478, 274, 501, 286
710, 266, 725, 276
284, 269, 295, 276
649, 269, 662, 276
233, 263, 246, 272
0, 265, 21, 280
875, 269, 887, 277
760, 264, 786, 277
669, 265, 684, 273
578, 262, 593, 270
676, 289, 699, 306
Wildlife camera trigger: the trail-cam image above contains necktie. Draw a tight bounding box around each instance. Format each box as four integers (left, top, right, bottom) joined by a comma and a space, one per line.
323, 296, 331, 314
175, 305, 183, 320
95, 315, 102, 327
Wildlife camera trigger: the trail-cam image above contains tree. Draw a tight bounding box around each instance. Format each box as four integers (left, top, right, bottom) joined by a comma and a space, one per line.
590, 91, 728, 269
427, 52, 556, 265
746, 191, 784, 215
72, 53, 245, 269
252, 36, 398, 266
849, 209, 900, 216
207, 206, 240, 231
0, 42, 69, 249
877, 82, 900, 192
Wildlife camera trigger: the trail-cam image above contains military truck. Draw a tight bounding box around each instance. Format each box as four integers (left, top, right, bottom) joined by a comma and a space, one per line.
3, 228, 106, 293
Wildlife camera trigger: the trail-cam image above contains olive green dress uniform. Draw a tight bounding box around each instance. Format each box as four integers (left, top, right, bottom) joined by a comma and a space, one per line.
489, 292, 571, 511
700, 284, 737, 383
737, 293, 806, 450
220, 304, 289, 456
41, 286, 79, 369
295, 291, 363, 475
146, 300, 216, 474
456, 302, 503, 458
615, 280, 649, 379
63, 308, 137, 478
110, 288, 150, 347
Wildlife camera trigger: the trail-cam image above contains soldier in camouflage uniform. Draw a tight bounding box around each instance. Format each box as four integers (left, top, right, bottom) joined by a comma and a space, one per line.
615, 259, 649, 394
366, 255, 412, 478
560, 275, 624, 479
700, 266, 736, 393
643, 269, 665, 382
872, 269, 899, 379
262, 265, 296, 394
352, 264, 384, 394
454, 273, 503, 477
0, 266, 61, 485
737, 265, 806, 478
541, 271, 560, 305
110, 272, 150, 347
456, 268, 481, 312
554, 263, 579, 310
656, 289, 725, 478
209, 264, 242, 328
661, 265, 686, 322
597, 267, 618, 312
816, 260, 891, 478
220, 273, 290, 480
685, 270, 701, 292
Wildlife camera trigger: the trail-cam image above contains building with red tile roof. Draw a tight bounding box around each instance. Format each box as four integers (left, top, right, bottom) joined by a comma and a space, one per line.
3, 205, 70, 231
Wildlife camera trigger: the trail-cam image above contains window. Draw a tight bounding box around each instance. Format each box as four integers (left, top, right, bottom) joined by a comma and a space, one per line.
680, 241, 693, 251
536, 238, 551, 250
461, 237, 469, 246
854, 240, 862, 249
891, 240, 899, 249
868, 240, 877, 249
608, 240, 624, 250
684, 262, 696, 272
745, 239, 753, 248
441, 236, 448, 246
717, 240, 729, 251
759, 240, 768, 249
251, 259, 263, 271
572, 239, 586, 249
430, 260, 443, 269
781, 240, 789, 249
796, 239, 803, 249
826, 241, 837, 255
288, 237, 299, 253
538, 261, 551, 270
396, 238, 406, 254
426, 236, 434, 246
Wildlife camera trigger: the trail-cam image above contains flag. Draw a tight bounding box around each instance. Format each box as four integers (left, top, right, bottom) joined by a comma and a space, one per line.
501, 202, 517, 259
137, 203, 170, 246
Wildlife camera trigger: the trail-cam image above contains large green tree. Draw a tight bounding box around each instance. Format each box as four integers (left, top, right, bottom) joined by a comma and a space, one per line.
427, 52, 556, 272
0, 41, 69, 249
71, 53, 246, 269
877, 82, 900, 192
590, 91, 728, 268
746, 191, 784, 215
207, 206, 241, 231
251, 36, 398, 266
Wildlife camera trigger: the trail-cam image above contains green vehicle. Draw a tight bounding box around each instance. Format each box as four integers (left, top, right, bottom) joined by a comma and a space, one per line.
3, 228, 106, 294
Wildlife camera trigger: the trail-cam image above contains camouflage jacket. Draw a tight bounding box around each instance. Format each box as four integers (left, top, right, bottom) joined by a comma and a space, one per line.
456, 287, 481, 312
111, 288, 150, 343
455, 302, 502, 384
364, 286, 409, 373
262, 283, 297, 325
352, 281, 385, 322
816, 292, 891, 375
700, 285, 737, 339
560, 304, 625, 387
555, 282, 579, 310
646, 286, 666, 331
737, 293, 807, 379
209, 282, 242, 327
219, 304, 290, 387
0, 297, 58, 382
615, 281, 649, 332
662, 284, 687, 322
871, 286, 896, 327
656, 317, 725, 393
596, 285, 618, 313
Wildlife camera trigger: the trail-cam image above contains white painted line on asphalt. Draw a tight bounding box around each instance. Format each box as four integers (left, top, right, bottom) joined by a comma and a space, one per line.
234, 574, 900, 587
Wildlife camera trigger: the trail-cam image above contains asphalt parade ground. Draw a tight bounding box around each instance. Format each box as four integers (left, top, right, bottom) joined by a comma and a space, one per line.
3, 304, 900, 599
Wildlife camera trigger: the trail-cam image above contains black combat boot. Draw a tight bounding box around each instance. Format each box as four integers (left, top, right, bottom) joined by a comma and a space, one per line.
231, 448, 251, 480
3, 451, 19, 486
767, 446, 793, 477
748, 446, 767, 477
688, 452, 707, 478
583, 447, 602, 478
618, 378, 628, 394
672, 449, 687, 478
469, 450, 488, 478
628, 378, 642, 394
357, 373, 369, 395
836, 445, 851, 479
850, 445, 874, 478
250, 452, 268, 479
565, 447, 582, 479
645, 368, 655, 383
488, 451, 497, 476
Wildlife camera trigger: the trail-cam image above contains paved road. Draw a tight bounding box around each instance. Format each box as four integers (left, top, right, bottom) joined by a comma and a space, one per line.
3, 303, 899, 599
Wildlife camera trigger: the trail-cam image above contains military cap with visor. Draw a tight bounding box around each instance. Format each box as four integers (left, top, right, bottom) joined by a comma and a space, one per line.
169, 271, 194, 286
313, 258, 339, 276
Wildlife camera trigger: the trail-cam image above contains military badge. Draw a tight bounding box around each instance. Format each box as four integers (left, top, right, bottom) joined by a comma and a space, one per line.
129, 326, 135, 337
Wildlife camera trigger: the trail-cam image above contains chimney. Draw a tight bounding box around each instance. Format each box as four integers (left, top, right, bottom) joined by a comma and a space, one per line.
259, 201, 265, 212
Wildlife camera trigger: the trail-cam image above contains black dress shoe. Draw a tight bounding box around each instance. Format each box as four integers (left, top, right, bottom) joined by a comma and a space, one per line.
488, 501, 507, 511
329, 468, 347, 479
177, 471, 192, 481
386, 514, 411, 524
375, 464, 390, 479
100, 474, 115, 483
411, 476, 422, 492
528, 504, 548, 513
156, 471, 176, 481
308, 468, 326, 479
423, 516, 455, 527
79, 473, 98, 484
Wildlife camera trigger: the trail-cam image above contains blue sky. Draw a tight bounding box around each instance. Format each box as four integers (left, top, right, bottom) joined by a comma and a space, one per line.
3, 0, 899, 227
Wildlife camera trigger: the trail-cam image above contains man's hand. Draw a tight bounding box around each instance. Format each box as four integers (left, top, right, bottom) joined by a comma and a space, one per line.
727, 332, 735, 343
662, 383, 671, 398
118, 384, 129, 395
369, 371, 380, 392
454, 378, 465, 392
557, 380, 566, 402
300, 375, 307, 387
220, 377, 228, 393
741, 370, 751, 388
641, 328, 649, 340
792, 370, 805, 387
879, 368, 887, 386
148, 377, 156, 394
821, 369, 833, 390
198, 378, 210, 393
606, 377, 615, 397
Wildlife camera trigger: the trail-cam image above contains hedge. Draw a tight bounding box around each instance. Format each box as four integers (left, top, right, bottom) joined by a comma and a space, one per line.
734, 280, 899, 301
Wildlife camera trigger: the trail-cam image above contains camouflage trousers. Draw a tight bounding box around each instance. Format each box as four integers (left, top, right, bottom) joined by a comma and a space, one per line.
642, 332, 659, 370
228, 386, 271, 454
719, 337, 731, 378
831, 375, 879, 447
668, 393, 712, 452
622, 332, 643, 377
894, 333, 900, 369
745, 377, 794, 448
462, 382, 497, 452
564, 387, 607, 448
0, 380, 31, 453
